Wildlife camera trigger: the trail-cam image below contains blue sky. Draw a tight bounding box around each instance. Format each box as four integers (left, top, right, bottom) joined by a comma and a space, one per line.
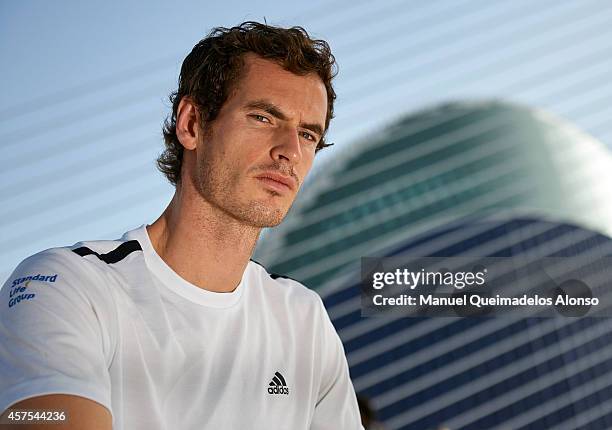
1, 0, 611, 281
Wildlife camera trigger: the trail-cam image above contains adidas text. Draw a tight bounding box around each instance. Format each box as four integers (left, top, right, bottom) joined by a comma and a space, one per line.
268, 386, 289, 395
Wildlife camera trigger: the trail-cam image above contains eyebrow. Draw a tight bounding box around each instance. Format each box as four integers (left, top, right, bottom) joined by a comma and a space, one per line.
245, 99, 324, 138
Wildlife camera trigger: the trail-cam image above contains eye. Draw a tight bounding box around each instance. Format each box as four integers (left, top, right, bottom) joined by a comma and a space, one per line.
251, 114, 271, 123
299, 131, 317, 143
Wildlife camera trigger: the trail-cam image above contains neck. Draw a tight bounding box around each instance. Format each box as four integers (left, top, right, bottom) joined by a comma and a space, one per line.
147, 185, 261, 293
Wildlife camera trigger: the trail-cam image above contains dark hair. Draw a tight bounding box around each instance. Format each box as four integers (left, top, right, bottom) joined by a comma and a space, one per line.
157, 21, 338, 186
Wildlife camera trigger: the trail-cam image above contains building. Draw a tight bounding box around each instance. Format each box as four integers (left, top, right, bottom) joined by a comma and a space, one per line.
255, 101, 612, 429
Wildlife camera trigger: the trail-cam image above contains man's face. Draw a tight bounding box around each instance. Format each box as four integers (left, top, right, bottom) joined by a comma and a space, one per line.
191, 54, 328, 228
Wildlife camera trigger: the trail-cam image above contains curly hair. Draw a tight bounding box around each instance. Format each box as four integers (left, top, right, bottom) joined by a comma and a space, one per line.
158, 21, 338, 186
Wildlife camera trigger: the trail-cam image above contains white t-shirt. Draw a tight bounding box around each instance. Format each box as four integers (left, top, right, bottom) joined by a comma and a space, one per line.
0, 225, 363, 430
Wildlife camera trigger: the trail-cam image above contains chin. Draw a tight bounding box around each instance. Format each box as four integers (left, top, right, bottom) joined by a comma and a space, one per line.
248, 210, 287, 228
232, 201, 289, 228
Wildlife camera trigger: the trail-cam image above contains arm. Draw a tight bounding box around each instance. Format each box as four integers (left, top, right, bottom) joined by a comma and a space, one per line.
0, 250, 114, 429
310, 295, 364, 430
0, 395, 111, 430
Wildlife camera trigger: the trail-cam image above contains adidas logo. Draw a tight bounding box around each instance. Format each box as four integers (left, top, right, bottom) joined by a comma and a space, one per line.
267, 371, 289, 395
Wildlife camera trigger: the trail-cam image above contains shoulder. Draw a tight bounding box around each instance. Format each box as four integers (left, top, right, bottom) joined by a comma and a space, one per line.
247, 259, 325, 310
4, 246, 94, 292
6, 235, 141, 283
1, 235, 140, 310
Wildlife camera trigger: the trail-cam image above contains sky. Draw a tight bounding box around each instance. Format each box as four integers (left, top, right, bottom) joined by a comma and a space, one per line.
1, 0, 611, 282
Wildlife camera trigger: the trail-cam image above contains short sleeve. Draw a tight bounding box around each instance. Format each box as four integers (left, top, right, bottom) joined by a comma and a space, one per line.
310, 294, 364, 430
0, 249, 114, 415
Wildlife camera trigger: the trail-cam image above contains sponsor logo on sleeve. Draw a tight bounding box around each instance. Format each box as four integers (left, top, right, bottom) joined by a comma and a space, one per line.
7, 274, 58, 308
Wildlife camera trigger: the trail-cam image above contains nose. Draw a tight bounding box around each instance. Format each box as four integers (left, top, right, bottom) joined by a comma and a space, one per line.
270, 125, 302, 165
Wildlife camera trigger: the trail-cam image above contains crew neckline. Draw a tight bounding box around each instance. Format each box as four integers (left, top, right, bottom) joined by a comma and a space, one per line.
125, 224, 245, 308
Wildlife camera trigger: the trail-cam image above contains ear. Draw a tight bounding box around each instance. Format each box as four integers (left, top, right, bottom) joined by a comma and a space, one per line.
176, 97, 201, 151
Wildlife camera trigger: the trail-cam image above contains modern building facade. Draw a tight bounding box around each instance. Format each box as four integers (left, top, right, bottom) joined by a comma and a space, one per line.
254, 101, 612, 429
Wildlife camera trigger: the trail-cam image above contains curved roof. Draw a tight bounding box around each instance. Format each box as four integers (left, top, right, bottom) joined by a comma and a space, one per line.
255, 100, 612, 290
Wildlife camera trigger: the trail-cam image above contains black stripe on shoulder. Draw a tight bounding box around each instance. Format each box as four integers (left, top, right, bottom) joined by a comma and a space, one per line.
249, 259, 299, 282
249, 259, 267, 270
270, 273, 296, 281
72, 240, 142, 264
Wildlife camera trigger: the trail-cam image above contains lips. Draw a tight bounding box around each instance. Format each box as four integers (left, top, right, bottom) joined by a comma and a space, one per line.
255, 172, 296, 192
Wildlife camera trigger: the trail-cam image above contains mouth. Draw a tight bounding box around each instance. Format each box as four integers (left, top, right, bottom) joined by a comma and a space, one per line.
254, 172, 296, 193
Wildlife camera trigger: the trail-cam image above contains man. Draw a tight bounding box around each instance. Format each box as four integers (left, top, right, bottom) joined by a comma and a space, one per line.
0, 22, 363, 429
